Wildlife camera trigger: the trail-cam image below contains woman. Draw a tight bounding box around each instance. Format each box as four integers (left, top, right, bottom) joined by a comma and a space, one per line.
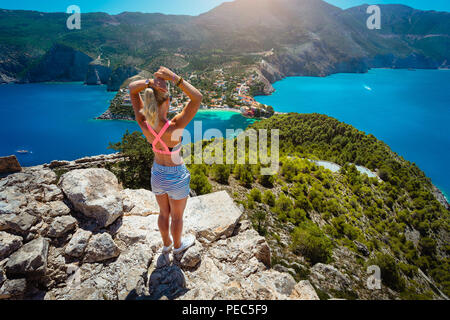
129, 66, 203, 257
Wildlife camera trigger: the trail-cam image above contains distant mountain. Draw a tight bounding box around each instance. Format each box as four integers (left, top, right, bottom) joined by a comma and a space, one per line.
0, 0, 449, 84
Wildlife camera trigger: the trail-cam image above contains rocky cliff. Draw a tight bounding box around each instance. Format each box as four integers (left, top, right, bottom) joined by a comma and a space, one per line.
0, 165, 319, 300
21, 44, 94, 83
85, 60, 112, 85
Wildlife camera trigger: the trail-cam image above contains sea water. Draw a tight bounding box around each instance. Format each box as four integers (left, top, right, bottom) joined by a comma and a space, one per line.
255, 69, 450, 199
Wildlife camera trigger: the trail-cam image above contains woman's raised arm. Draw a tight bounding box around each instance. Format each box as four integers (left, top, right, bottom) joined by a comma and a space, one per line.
154, 67, 203, 129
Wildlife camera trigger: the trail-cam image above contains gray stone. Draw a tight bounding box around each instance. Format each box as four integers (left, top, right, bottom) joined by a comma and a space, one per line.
8, 213, 38, 233
5, 237, 49, 277
59, 169, 123, 227
121, 189, 159, 216
0, 278, 27, 299
46, 216, 77, 238
65, 229, 92, 258
178, 243, 202, 268
0, 214, 16, 231
0, 267, 5, 286
309, 263, 352, 293
47, 201, 71, 217
183, 191, 243, 241
354, 241, 370, 256
43, 184, 64, 202
84, 233, 120, 263
0, 232, 23, 260
290, 280, 320, 300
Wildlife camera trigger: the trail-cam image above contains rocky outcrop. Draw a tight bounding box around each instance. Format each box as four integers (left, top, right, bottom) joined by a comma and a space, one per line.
107, 66, 139, 91
85, 60, 112, 85
0, 165, 321, 300
45, 153, 126, 171
0, 156, 21, 174
22, 44, 93, 83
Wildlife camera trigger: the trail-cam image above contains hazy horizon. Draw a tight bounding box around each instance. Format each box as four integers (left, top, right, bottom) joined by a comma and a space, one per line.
0, 0, 449, 16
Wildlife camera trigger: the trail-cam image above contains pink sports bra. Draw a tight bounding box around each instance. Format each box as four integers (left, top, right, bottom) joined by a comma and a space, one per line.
145, 120, 182, 155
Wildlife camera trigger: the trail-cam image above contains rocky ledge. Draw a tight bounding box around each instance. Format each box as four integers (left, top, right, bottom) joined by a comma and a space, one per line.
0, 166, 319, 300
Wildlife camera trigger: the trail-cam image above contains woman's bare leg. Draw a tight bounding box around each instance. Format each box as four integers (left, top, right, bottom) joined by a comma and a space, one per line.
168, 197, 188, 249
156, 194, 172, 247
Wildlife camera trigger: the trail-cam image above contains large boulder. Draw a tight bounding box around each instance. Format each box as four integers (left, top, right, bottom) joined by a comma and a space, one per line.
59, 169, 123, 227
0, 232, 23, 260
121, 189, 159, 216
183, 191, 243, 241
5, 237, 49, 277
84, 233, 120, 263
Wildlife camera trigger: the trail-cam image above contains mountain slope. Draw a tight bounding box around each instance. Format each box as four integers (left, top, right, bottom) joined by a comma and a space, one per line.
0, 1, 449, 84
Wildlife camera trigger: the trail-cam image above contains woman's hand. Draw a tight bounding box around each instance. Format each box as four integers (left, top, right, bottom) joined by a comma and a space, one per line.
154, 66, 178, 83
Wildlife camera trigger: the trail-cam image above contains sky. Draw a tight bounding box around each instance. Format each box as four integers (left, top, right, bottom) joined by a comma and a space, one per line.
0, 0, 448, 15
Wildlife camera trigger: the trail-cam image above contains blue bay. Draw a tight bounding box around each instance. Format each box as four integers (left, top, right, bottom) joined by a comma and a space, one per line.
255, 69, 450, 200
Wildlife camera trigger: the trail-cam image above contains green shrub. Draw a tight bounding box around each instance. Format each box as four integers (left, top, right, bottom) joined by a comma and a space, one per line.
249, 188, 262, 202
291, 222, 333, 264
190, 166, 212, 195
369, 253, 405, 291
262, 190, 276, 207
212, 164, 231, 184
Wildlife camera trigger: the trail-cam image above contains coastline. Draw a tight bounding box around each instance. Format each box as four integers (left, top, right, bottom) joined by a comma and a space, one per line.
255, 68, 450, 208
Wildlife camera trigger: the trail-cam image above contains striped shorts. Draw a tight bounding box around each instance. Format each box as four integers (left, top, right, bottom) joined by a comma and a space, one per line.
151, 162, 191, 200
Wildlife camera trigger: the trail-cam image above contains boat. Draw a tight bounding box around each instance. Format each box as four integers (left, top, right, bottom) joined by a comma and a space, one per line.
16, 150, 30, 154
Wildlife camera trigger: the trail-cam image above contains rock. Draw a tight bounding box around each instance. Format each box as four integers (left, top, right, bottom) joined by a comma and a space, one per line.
309, 263, 352, 294
0, 155, 21, 174
5, 237, 49, 277
46, 216, 77, 238
59, 169, 123, 227
48, 160, 70, 169
8, 213, 38, 233
85, 60, 112, 85
47, 201, 71, 217
65, 229, 92, 258
0, 267, 5, 286
0, 214, 15, 231
178, 243, 202, 268
67, 287, 105, 300
0, 232, 23, 260
0, 278, 27, 299
290, 280, 320, 300
107, 66, 139, 91
84, 233, 120, 263
121, 189, 159, 216
0, 187, 28, 215
183, 191, 242, 241
23, 44, 93, 83
42, 185, 64, 202
354, 241, 370, 256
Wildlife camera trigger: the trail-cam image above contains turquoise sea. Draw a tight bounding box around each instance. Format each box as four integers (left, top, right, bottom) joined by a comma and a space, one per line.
0, 83, 254, 167
255, 69, 450, 200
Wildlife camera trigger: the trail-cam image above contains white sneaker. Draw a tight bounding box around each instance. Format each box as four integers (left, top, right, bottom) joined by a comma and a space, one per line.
162, 243, 173, 254
173, 234, 196, 255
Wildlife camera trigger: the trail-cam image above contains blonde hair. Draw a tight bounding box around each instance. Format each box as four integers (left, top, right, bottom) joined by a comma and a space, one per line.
141, 87, 169, 126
